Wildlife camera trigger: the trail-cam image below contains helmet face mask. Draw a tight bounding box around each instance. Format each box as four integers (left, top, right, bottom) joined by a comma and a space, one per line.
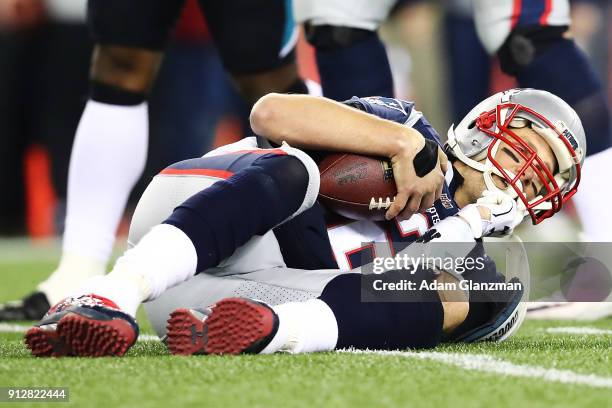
447, 89, 586, 225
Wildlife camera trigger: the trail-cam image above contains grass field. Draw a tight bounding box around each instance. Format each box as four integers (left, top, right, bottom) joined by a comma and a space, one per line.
0, 242, 611, 408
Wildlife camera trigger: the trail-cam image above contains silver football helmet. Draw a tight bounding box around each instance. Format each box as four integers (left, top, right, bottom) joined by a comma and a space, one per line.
446, 88, 586, 224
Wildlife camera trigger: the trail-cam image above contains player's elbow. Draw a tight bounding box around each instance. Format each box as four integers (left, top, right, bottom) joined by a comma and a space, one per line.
250, 93, 285, 140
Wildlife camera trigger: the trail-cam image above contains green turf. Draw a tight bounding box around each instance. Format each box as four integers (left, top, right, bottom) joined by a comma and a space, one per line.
1, 258, 611, 408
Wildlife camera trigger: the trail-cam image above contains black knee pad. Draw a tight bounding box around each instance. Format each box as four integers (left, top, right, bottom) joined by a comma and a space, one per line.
90, 46, 154, 104
304, 24, 375, 51
498, 25, 568, 75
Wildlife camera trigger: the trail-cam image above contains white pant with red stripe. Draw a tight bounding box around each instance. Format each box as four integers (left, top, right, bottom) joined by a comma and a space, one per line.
473, 0, 570, 54
293, 0, 397, 30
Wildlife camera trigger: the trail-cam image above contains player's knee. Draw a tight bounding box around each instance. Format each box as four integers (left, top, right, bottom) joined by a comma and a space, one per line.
91, 45, 163, 93
497, 26, 569, 75
305, 24, 375, 51
163, 154, 316, 272
254, 154, 313, 212
231, 63, 304, 105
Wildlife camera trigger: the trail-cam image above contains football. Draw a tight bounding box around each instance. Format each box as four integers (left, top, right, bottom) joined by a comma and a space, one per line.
318, 153, 397, 221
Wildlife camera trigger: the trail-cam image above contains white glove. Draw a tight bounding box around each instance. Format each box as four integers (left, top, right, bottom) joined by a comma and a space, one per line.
457, 191, 527, 239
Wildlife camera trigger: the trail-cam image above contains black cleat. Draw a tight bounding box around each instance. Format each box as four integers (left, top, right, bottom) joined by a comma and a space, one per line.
0, 292, 50, 321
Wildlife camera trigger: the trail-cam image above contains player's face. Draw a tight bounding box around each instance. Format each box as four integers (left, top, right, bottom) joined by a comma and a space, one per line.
490, 127, 558, 201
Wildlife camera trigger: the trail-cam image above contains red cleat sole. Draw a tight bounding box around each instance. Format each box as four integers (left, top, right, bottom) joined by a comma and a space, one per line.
57, 313, 135, 357
201, 298, 277, 355
26, 313, 136, 358
166, 309, 208, 356
25, 327, 66, 357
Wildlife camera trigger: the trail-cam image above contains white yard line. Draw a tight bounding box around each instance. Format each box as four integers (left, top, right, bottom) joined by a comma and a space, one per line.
545, 327, 612, 335
0, 323, 30, 333
138, 334, 160, 342
341, 349, 612, 389
0, 323, 160, 342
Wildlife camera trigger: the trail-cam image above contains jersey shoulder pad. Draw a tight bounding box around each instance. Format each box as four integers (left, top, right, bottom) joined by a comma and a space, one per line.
343, 96, 443, 146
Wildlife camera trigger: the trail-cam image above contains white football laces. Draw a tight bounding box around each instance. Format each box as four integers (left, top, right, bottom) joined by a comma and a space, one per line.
369, 197, 395, 210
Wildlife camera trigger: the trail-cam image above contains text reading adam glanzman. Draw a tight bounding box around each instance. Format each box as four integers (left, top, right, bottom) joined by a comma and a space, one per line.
372, 279, 523, 292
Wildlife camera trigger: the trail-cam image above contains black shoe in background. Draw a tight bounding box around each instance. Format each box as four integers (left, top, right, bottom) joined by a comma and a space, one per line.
0, 292, 50, 321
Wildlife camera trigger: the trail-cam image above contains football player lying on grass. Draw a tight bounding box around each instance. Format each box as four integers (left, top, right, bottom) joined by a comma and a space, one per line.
25, 89, 585, 357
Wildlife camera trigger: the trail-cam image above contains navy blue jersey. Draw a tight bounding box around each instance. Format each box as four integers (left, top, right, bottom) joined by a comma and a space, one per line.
324, 97, 461, 270
343, 96, 443, 147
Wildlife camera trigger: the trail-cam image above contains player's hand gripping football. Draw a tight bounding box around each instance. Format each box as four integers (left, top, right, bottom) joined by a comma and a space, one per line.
457, 191, 527, 238
386, 138, 448, 220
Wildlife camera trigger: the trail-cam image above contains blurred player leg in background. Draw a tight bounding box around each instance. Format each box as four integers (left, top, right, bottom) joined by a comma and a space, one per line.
0, 0, 91, 319
37, 4, 92, 233
378, 1, 451, 134
0, 0, 85, 237
200, 0, 307, 107
473, 0, 612, 242
0, 28, 32, 236
146, 4, 251, 168
2, 0, 309, 320
561, 0, 612, 243
294, 0, 396, 100
443, 0, 490, 124
33, 0, 176, 313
